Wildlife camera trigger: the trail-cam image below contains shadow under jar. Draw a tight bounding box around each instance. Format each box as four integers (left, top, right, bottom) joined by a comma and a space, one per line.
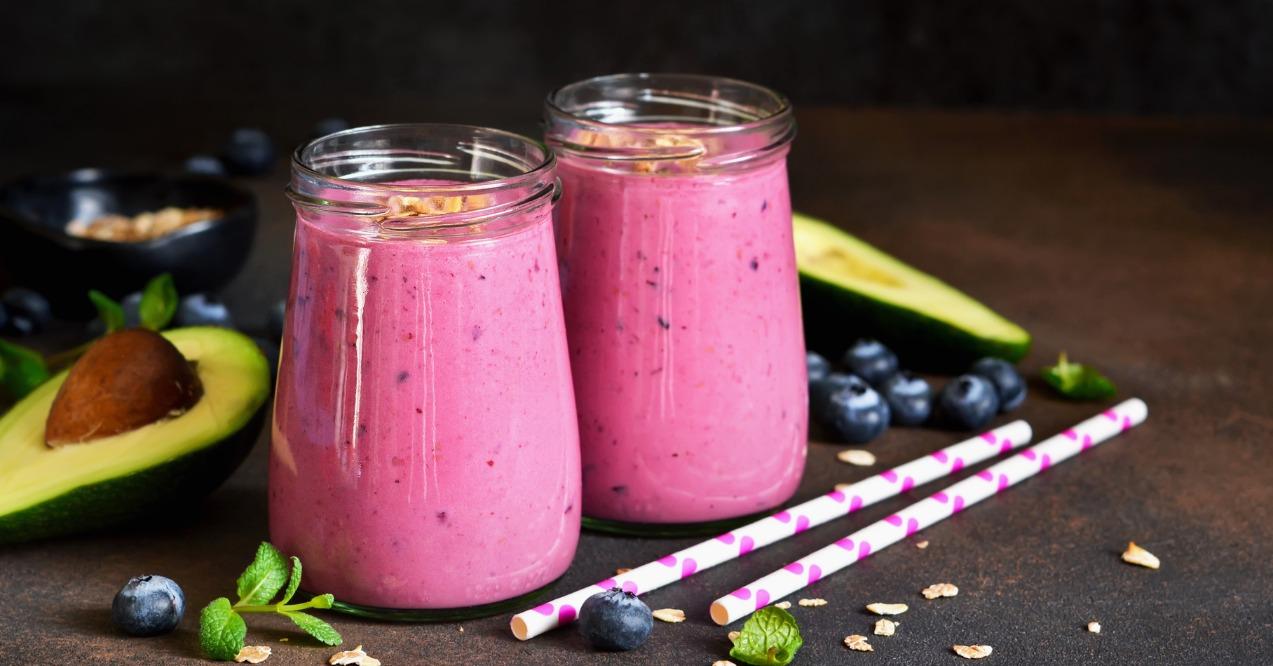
271, 124, 580, 620
546, 74, 807, 536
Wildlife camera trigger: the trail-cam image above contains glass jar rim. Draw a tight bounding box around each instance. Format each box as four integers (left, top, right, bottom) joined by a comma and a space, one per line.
287, 123, 558, 232
544, 73, 795, 168
546, 73, 793, 136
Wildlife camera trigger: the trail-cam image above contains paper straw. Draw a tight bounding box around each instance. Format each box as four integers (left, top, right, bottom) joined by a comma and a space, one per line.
709, 398, 1148, 626
510, 420, 1032, 640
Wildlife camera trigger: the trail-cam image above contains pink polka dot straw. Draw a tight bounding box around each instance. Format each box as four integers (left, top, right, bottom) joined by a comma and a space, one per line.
509, 420, 1033, 640
709, 398, 1148, 626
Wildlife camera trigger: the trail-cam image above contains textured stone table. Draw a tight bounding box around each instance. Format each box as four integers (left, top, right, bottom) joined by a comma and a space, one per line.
0, 110, 1270, 664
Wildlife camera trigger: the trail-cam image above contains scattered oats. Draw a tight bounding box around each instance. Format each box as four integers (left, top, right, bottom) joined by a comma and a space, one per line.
953, 644, 993, 659
329, 645, 381, 666
653, 608, 686, 623
616, 567, 632, 575
916, 540, 929, 549
774, 601, 792, 609
922, 582, 959, 599
713, 661, 737, 666
835, 482, 853, 492
798, 598, 828, 607
1122, 541, 1160, 570
873, 619, 898, 636
235, 645, 271, 664
278, 638, 289, 643
728, 630, 741, 642
458, 625, 464, 633
1087, 621, 1101, 634
865, 602, 908, 615
837, 449, 876, 466
844, 634, 873, 652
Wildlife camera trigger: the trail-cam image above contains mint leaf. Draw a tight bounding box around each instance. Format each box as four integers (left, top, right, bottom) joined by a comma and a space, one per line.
729, 606, 803, 666
280, 556, 303, 604
139, 273, 178, 331
235, 542, 290, 605
284, 610, 343, 646
88, 290, 125, 333
1042, 352, 1116, 400
309, 593, 334, 610
200, 597, 246, 661
0, 339, 49, 400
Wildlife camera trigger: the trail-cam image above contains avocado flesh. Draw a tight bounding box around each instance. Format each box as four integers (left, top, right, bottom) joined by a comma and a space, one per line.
795, 212, 1031, 370
0, 327, 270, 542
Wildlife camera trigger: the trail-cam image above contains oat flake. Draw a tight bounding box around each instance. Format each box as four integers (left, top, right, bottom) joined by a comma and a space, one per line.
774, 601, 792, 609
1088, 621, 1102, 634
652, 608, 686, 623
953, 644, 993, 659
713, 661, 737, 666
728, 630, 741, 642
922, 582, 959, 599
798, 598, 828, 607
329, 645, 382, 666
865, 602, 909, 615
873, 619, 898, 636
916, 540, 930, 549
615, 567, 632, 575
837, 449, 876, 466
844, 634, 873, 652
1122, 541, 1160, 570
235, 645, 271, 664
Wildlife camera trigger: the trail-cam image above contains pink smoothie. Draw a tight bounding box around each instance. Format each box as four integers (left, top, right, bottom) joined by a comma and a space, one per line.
555, 156, 808, 525
270, 186, 580, 609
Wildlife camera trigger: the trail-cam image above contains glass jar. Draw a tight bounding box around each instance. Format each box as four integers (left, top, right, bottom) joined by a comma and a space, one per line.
271, 124, 580, 619
545, 75, 806, 535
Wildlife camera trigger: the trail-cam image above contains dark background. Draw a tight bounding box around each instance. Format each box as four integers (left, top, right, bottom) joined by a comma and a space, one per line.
5, 0, 1272, 124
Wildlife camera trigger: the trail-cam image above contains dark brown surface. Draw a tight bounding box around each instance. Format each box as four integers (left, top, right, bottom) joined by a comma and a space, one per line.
1, 110, 1271, 664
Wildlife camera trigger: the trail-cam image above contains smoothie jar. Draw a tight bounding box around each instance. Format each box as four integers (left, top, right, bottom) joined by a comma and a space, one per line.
271, 124, 580, 619
545, 74, 806, 534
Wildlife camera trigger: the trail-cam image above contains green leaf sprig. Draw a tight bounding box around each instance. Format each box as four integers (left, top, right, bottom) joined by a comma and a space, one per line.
1042, 351, 1116, 400
728, 606, 803, 666
199, 542, 342, 661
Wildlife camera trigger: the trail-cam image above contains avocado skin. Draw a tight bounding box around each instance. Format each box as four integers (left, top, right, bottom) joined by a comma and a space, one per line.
0, 407, 265, 544
800, 272, 1031, 373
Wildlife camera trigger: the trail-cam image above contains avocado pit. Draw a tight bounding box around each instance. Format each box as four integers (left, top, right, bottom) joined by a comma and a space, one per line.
44, 328, 203, 447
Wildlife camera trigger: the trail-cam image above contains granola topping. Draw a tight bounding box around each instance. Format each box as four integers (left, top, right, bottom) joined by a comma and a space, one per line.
953, 644, 993, 659
235, 645, 271, 664
873, 619, 898, 636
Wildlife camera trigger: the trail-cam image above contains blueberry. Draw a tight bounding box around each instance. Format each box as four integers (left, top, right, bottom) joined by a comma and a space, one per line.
1, 288, 51, 335
842, 339, 898, 386
578, 587, 652, 651
824, 375, 890, 444
220, 128, 276, 176
311, 117, 351, 139
112, 575, 184, 637
970, 357, 1026, 412
267, 299, 287, 340
806, 351, 831, 382
938, 374, 1001, 430
121, 291, 143, 328
879, 371, 933, 426
810, 372, 855, 418
184, 154, 226, 176
174, 293, 235, 328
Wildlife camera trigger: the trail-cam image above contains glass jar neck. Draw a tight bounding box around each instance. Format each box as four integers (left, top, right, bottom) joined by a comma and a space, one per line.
544, 73, 795, 174
288, 124, 557, 241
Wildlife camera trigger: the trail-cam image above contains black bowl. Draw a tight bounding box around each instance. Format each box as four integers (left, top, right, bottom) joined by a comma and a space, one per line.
0, 169, 256, 317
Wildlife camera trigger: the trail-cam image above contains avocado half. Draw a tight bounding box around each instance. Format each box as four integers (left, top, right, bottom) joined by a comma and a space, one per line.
0, 327, 271, 543
795, 212, 1031, 370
